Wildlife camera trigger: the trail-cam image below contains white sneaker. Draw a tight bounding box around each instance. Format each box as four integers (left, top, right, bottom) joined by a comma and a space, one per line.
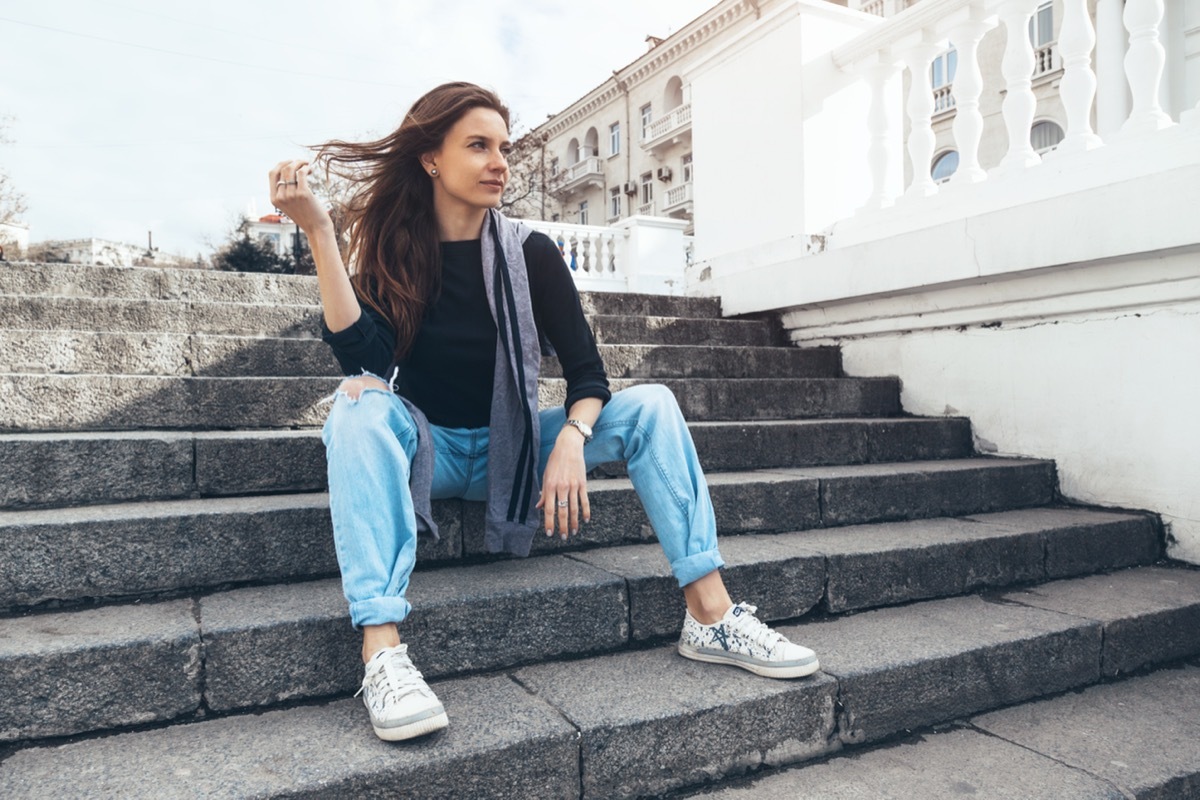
678, 602, 820, 679
355, 644, 448, 741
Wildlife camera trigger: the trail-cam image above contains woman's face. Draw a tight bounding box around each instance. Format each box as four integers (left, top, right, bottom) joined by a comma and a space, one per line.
424, 107, 511, 214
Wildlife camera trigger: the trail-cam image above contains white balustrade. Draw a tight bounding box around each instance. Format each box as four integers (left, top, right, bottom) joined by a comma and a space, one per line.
933, 85, 956, 113
829, 0, 1188, 200
523, 220, 622, 285
1032, 42, 1056, 77
1053, 0, 1102, 154
949, 12, 997, 185
861, 0, 885, 16
664, 182, 694, 210
643, 103, 693, 144
1121, 0, 1173, 135
520, 216, 689, 295
552, 156, 604, 191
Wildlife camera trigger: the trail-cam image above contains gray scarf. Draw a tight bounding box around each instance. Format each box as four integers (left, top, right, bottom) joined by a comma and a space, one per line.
402, 209, 541, 557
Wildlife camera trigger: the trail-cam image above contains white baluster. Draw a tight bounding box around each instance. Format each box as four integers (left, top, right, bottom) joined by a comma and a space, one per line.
1052, 0, 1103, 154
1121, 0, 1174, 135
994, 0, 1041, 173
1095, 0, 1130, 136
859, 55, 903, 209
900, 38, 945, 198
949, 15, 997, 185
581, 233, 594, 274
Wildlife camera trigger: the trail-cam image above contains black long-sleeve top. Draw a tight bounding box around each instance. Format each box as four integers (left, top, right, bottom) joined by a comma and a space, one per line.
322, 231, 610, 429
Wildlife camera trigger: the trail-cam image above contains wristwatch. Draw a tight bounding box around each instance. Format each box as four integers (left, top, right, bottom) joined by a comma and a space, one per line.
564, 419, 593, 444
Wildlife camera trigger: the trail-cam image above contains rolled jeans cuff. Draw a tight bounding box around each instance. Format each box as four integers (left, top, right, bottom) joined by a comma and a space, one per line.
349, 596, 412, 629
672, 550, 726, 589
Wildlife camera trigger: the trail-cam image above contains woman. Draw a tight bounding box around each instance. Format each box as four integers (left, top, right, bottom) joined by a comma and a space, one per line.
269, 82, 818, 743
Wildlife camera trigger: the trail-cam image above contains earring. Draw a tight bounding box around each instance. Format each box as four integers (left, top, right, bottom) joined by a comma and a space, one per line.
430, 168, 438, 177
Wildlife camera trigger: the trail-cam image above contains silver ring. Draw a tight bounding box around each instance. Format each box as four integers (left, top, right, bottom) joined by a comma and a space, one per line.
557, 500, 569, 508
276, 179, 299, 187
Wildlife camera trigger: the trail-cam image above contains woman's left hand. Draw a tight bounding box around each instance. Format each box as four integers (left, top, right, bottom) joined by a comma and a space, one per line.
537, 432, 591, 540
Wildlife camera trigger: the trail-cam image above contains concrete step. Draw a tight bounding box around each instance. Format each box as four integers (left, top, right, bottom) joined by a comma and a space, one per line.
0, 374, 900, 432
589, 314, 771, 346
0, 459, 1057, 610
1, 330, 837, 380
1, 295, 321, 338
3, 566, 1196, 798
686, 663, 1200, 800
1, 295, 750, 345
0, 262, 725, 319
0, 515, 1166, 742
0, 418, 973, 510
0, 262, 320, 305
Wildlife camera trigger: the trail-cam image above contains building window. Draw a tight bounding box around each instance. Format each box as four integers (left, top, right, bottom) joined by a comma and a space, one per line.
1030, 120, 1065, 154
609, 187, 621, 219
931, 47, 957, 90
682, 153, 693, 184
578, 200, 589, 226
548, 157, 559, 177
640, 104, 653, 139
931, 150, 959, 183
1028, 1, 1053, 47
609, 122, 620, 156
640, 172, 654, 206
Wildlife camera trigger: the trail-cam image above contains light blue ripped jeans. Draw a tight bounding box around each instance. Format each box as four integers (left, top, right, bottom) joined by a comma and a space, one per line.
322, 383, 724, 628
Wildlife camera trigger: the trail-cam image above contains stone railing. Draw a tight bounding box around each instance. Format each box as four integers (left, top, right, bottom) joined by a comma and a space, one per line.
642, 103, 693, 146
549, 156, 604, 194
1032, 41, 1056, 77
663, 181, 694, 211
827, 0, 1191, 212
933, 84, 956, 113
520, 216, 691, 295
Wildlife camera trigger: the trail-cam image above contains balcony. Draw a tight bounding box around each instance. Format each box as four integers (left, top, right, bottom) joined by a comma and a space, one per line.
550, 156, 604, 196
933, 84, 956, 116
1033, 41, 1057, 80
641, 103, 692, 152
662, 181, 694, 217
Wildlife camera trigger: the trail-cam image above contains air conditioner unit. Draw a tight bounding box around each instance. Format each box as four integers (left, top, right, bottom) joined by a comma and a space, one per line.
656, 167, 673, 182
623, 181, 638, 195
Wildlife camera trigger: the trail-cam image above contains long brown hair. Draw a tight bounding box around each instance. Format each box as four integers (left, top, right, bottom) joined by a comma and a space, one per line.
314, 82, 511, 362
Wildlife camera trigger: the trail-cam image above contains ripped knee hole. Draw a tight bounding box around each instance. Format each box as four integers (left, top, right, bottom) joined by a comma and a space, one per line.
337, 375, 392, 401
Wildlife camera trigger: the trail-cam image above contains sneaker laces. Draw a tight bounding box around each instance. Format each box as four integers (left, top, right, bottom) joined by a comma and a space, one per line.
726, 603, 788, 651
355, 644, 432, 705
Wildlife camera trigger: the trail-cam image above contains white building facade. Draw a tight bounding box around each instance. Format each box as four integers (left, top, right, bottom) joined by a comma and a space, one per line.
518, 1, 777, 234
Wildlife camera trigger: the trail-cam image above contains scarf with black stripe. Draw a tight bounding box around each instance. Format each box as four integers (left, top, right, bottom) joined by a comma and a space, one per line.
479, 209, 541, 556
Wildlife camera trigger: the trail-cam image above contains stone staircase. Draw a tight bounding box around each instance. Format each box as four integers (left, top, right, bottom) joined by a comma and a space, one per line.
0, 261, 1197, 799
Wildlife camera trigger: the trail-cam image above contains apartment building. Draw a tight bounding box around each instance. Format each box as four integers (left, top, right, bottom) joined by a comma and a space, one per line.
511, 0, 776, 234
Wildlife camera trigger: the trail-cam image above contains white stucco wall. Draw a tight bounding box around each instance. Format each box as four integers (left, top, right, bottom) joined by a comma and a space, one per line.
831, 290, 1200, 564
688, 0, 874, 263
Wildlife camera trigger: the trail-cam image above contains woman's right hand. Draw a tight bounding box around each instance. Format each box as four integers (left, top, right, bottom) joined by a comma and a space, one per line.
269, 159, 333, 236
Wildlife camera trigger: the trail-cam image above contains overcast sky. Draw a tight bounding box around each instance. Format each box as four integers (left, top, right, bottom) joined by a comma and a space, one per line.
0, 0, 712, 258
